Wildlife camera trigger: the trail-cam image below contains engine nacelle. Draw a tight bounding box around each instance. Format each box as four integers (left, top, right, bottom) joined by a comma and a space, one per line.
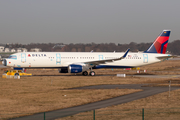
68, 64, 89, 73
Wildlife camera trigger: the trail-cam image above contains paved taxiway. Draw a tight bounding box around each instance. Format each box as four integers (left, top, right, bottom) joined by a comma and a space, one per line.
131, 74, 180, 78
0, 64, 7, 68
10, 84, 180, 120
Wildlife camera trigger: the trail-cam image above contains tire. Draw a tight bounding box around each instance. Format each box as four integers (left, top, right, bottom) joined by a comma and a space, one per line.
82, 71, 88, 76
90, 71, 95, 76
14, 73, 19, 76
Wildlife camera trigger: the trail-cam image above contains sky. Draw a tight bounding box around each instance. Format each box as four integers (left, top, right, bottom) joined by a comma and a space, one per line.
0, 0, 180, 45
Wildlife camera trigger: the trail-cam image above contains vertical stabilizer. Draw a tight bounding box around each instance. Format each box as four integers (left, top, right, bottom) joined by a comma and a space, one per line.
144, 30, 171, 54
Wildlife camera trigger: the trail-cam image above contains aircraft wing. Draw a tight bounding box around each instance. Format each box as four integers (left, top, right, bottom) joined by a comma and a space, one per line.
82, 48, 130, 66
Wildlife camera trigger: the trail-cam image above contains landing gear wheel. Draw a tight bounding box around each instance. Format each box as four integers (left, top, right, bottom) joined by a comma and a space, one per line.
14, 73, 19, 76
90, 71, 95, 76
82, 71, 88, 76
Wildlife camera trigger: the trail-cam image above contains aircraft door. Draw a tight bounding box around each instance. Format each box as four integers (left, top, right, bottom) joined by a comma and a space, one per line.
56, 53, 61, 65
99, 55, 103, 60
21, 53, 26, 62
143, 54, 148, 63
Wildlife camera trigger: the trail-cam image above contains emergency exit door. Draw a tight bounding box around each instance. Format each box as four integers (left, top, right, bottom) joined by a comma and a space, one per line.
99, 55, 103, 60
143, 54, 148, 63
21, 53, 26, 62
56, 53, 61, 65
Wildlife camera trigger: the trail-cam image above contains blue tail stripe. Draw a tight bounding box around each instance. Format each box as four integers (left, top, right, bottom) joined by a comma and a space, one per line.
160, 31, 170, 37
160, 40, 168, 53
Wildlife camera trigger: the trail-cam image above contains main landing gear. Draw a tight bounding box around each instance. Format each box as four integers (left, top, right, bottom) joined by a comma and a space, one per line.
89, 71, 95, 76
82, 70, 95, 76
82, 71, 88, 76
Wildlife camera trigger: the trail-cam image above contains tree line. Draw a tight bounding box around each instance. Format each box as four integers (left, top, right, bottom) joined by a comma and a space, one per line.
5, 40, 180, 55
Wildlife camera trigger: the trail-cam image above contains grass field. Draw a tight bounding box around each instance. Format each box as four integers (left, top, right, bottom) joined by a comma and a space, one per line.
60, 89, 180, 120
1, 60, 180, 120
0, 69, 143, 119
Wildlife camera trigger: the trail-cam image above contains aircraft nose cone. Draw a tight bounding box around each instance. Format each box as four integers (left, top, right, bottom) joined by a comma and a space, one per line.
3, 59, 7, 66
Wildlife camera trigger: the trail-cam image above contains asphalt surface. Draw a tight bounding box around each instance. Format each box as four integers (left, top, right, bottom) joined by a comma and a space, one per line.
131, 74, 180, 78
10, 84, 180, 120
0, 64, 7, 68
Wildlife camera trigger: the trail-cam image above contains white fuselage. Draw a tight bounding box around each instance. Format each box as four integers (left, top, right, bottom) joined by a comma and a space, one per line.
5, 52, 170, 69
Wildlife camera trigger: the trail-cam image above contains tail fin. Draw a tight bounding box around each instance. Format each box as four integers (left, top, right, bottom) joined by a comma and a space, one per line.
144, 30, 171, 54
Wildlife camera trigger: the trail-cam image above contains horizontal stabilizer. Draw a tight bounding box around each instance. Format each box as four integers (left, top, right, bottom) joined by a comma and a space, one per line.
156, 55, 176, 60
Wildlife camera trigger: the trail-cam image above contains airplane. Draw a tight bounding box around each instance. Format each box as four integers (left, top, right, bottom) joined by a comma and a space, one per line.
2, 30, 173, 76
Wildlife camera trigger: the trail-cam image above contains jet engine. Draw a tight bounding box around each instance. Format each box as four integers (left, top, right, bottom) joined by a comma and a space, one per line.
68, 64, 89, 73
58, 64, 89, 73
68, 64, 82, 73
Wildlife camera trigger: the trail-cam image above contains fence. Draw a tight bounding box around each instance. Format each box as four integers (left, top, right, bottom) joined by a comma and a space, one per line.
1, 108, 180, 120
63, 108, 180, 120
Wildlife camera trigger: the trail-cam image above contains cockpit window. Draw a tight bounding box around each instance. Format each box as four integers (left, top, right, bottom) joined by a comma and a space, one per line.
8, 55, 17, 60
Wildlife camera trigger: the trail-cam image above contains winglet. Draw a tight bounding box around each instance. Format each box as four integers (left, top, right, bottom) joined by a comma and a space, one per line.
123, 48, 130, 58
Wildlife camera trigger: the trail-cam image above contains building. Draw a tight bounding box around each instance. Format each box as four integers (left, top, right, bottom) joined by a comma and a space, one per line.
15, 48, 28, 52
4, 48, 10, 52
30, 48, 42, 52
11, 49, 16, 52
17, 48, 22, 52
22, 48, 28, 52
0, 46, 4, 52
